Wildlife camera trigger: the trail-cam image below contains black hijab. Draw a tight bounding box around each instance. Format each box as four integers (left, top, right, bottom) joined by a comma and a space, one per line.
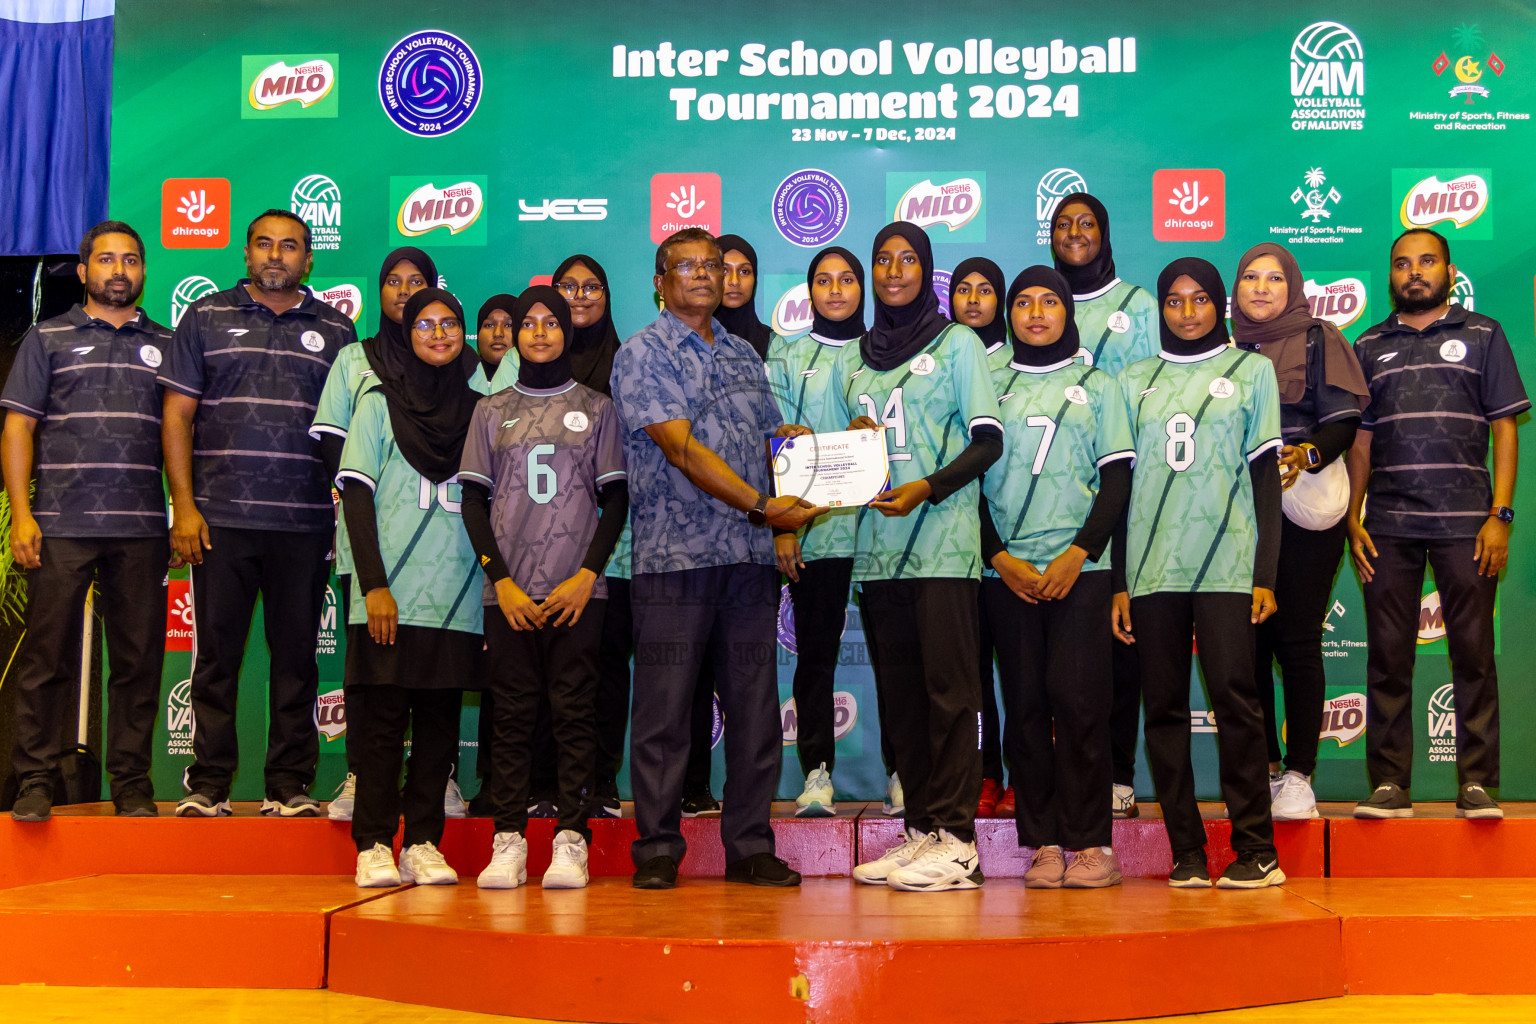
713, 234, 772, 360
361, 247, 438, 383
1156, 258, 1230, 357
475, 293, 517, 375
551, 254, 621, 396
511, 285, 575, 391
1005, 266, 1080, 368
1050, 192, 1117, 299
949, 256, 1007, 349
861, 221, 950, 372
379, 288, 479, 483
806, 246, 866, 341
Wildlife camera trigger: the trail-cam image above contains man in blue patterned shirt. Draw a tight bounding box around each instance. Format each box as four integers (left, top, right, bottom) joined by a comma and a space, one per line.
611, 229, 824, 889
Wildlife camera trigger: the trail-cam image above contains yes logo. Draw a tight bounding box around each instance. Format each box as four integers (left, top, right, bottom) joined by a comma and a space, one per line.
161, 178, 230, 249
242, 54, 339, 118
390, 177, 488, 246
650, 173, 721, 243
1152, 169, 1225, 241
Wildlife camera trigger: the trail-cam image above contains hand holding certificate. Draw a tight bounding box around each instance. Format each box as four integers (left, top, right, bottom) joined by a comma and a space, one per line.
768, 427, 891, 509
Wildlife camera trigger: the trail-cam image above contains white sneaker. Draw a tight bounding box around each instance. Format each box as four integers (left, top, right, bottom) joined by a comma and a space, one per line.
883, 773, 905, 817
444, 777, 468, 818
795, 763, 836, 818
327, 773, 356, 821
1268, 770, 1285, 801
542, 830, 590, 889
476, 831, 528, 889
886, 829, 984, 892
852, 826, 931, 885
399, 841, 458, 885
1111, 783, 1138, 820
355, 843, 400, 888
1271, 771, 1320, 821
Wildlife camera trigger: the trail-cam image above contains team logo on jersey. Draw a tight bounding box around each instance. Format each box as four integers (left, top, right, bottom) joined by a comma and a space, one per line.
563, 411, 590, 432
1303, 275, 1368, 330
170, 275, 219, 328
1439, 339, 1467, 363
243, 55, 339, 118
1377, 352, 1398, 362
998, 392, 1015, 404
1064, 385, 1088, 405
378, 30, 482, 137
291, 174, 342, 251
1139, 386, 1158, 397
1034, 167, 1087, 244
773, 168, 849, 247
1289, 21, 1366, 131
1208, 377, 1235, 399
1398, 171, 1490, 232
1452, 270, 1475, 311
501, 419, 519, 429
71, 346, 93, 355
392, 177, 488, 245
138, 344, 162, 368
315, 689, 347, 741
909, 353, 937, 376
300, 331, 326, 353
1106, 310, 1131, 334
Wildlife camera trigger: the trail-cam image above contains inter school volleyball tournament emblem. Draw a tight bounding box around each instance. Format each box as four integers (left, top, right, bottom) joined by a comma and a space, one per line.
379, 30, 482, 137
773, 169, 849, 247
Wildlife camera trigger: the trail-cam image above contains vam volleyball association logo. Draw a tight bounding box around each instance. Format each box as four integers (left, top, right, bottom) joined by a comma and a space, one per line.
1034, 168, 1087, 244
773, 169, 849, 247
379, 30, 482, 137
1289, 21, 1366, 130
242, 54, 338, 118
291, 174, 341, 251
170, 275, 219, 327
1452, 270, 1475, 311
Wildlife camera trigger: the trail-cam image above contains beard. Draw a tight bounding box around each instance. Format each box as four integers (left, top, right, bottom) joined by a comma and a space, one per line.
1391, 274, 1451, 314
249, 261, 301, 292
86, 275, 142, 310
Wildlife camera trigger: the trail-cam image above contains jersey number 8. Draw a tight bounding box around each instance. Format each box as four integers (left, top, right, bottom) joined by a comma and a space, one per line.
1164, 413, 1196, 472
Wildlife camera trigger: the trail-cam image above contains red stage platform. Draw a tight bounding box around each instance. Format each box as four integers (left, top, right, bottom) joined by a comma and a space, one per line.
2, 803, 1534, 1022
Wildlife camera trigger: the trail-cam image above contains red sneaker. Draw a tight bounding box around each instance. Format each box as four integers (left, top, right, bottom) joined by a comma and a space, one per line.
976, 778, 1003, 817
994, 785, 1016, 817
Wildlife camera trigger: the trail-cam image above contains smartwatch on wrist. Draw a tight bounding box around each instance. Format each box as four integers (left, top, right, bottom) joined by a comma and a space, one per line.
1298, 443, 1321, 469
747, 491, 770, 527
1493, 506, 1515, 525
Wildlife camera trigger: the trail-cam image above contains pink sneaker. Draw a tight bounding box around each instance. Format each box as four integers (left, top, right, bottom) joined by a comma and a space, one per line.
1023, 845, 1065, 889
1063, 847, 1123, 889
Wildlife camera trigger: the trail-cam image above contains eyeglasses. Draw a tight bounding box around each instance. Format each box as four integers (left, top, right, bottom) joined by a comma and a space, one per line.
557, 282, 605, 299
413, 318, 462, 335
665, 259, 723, 277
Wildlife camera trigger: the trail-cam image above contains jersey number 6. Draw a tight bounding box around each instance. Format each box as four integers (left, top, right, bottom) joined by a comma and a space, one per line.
528, 443, 558, 505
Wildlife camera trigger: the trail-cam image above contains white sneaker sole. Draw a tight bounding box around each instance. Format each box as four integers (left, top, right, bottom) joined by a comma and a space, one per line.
401, 871, 458, 886
542, 870, 589, 890
1217, 868, 1288, 889
355, 872, 401, 888
795, 801, 835, 818
1168, 875, 1212, 889
175, 799, 232, 817
261, 798, 320, 817
887, 872, 984, 892
1353, 806, 1413, 819
1457, 807, 1505, 820
327, 804, 353, 821
853, 864, 900, 885
476, 868, 527, 890
1272, 807, 1321, 821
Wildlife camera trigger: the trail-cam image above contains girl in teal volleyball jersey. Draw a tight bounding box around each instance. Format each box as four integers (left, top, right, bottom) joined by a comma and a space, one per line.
341, 288, 484, 890
840, 221, 1003, 892
980, 266, 1133, 889
765, 245, 868, 818
1116, 258, 1285, 890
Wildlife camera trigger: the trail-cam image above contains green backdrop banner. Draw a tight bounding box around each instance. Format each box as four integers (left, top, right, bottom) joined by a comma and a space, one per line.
108, 1, 1536, 802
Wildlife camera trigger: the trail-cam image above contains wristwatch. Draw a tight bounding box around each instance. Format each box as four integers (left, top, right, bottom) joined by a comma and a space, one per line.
1298, 443, 1321, 469
1493, 506, 1515, 524
747, 491, 770, 527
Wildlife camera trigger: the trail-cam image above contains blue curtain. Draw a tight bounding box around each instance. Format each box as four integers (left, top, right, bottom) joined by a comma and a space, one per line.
0, 0, 113, 256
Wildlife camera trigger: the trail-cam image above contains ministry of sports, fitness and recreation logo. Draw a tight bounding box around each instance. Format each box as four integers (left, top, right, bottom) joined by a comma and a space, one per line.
166, 679, 194, 755
1271, 166, 1362, 245
780, 693, 859, 745
1289, 21, 1365, 131
886, 173, 985, 242
1434, 24, 1503, 106
170, 275, 219, 328
772, 169, 849, 247
379, 30, 482, 137
1034, 167, 1087, 244
391, 177, 488, 246
1292, 167, 1341, 222
1396, 170, 1491, 237
291, 174, 341, 251
315, 689, 346, 741
242, 54, 338, 119
1302, 275, 1368, 330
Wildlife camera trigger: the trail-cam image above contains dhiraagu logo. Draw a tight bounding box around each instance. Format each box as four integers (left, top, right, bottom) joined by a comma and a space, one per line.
885, 172, 986, 242
242, 54, 339, 118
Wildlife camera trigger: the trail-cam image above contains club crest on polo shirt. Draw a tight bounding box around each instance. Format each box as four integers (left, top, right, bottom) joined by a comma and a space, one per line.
1440, 339, 1467, 362
563, 411, 590, 432
139, 344, 163, 368
1064, 385, 1088, 405
909, 353, 936, 376
1107, 310, 1131, 333
301, 331, 326, 353
1209, 377, 1235, 399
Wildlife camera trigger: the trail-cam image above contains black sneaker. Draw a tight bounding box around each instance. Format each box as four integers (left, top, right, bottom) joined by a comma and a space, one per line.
176, 789, 232, 817
681, 791, 720, 818
1353, 783, 1413, 819
1167, 848, 1211, 889
592, 779, 622, 819
527, 798, 559, 818
10, 777, 52, 822
261, 790, 321, 817
1457, 783, 1504, 820
724, 852, 802, 887
633, 855, 679, 890
1217, 851, 1286, 889
113, 791, 158, 817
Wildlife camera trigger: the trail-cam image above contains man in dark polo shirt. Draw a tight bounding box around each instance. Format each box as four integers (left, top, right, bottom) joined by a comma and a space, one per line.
160, 209, 357, 817
2, 221, 170, 821
1346, 228, 1527, 821
611, 228, 825, 889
